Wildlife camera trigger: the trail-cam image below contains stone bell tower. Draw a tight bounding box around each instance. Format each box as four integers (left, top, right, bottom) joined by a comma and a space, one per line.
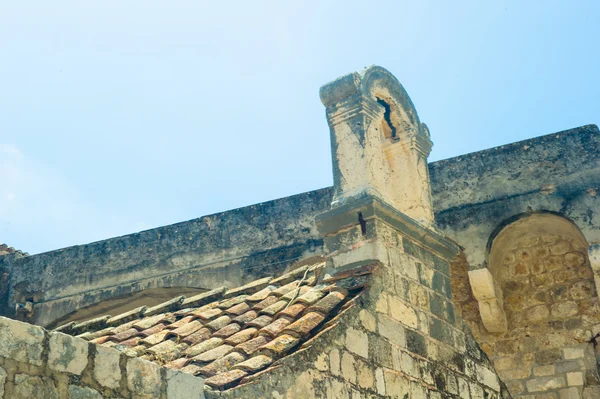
314, 66, 509, 398
319, 66, 435, 226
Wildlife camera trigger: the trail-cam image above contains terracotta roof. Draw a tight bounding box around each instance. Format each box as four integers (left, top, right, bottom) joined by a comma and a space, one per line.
55, 262, 373, 391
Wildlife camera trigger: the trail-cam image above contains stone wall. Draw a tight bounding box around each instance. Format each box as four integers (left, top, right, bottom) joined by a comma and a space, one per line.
2, 125, 598, 329
431, 124, 600, 270
211, 210, 511, 398
1, 189, 332, 327
451, 227, 600, 398
0, 316, 204, 398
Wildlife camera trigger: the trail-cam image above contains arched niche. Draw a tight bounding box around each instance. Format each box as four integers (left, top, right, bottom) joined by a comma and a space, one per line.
488, 212, 595, 329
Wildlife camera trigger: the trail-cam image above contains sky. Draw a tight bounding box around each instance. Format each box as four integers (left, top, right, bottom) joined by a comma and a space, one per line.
1, 1, 598, 255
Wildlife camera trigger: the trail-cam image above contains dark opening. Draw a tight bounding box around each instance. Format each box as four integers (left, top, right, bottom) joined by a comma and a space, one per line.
376, 97, 397, 139
358, 212, 367, 236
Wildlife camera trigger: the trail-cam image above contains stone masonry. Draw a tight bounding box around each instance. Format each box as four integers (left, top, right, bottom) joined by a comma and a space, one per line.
451, 216, 600, 399
0, 316, 204, 398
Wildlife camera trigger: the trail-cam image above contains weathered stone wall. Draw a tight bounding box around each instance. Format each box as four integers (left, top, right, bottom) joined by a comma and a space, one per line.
0, 316, 204, 398
3, 125, 598, 330
451, 228, 600, 398
431, 124, 600, 271
211, 215, 510, 398
1, 189, 332, 327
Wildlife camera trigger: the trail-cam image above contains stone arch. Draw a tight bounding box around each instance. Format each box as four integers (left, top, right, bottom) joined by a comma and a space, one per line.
467, 212, 600, 397
488, 213, 595, 328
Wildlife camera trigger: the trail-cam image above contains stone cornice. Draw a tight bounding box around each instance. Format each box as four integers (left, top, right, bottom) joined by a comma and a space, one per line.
316, 194, 459, 261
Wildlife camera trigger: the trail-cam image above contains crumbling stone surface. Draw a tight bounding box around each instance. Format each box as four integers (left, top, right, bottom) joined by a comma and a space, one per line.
94, 345, 121, 389
49, 331, 89, 375
68, 385, 103, 399
13, 374, 59, 399
0, 317, 45, 365
0, 315, 206, 399
456, 231, 600, 398
0, 367, 6, 397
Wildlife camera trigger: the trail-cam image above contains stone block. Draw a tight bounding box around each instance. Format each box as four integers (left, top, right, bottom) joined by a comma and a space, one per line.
556, 360, 581, 373
476, 365, 500, 391
384, 369, 410, 398
68, 385, 102, 399
388, 297, 418, 329
393, 349, 418, 378
345, 328, 368, 359
560, 387, 580, 399
356, 360, 374, 389
534, 365, 556, 377
375, 293, 389, 315
166, 369, 204, 399
341, 351, 357, 383
457, 376, 470, 399
410, 381, 427, 399
405, 329, 427, 358
0, 317, 45, 366
378, 315, 406, 347
358, 310, 376, 332
469, 382, 484, 398
94, 345, 122, 389
567, 372, 584, 386
127, 357, 162, 397
375, 368, 386, 395
0, 366, 6, 398
526, 376, 566, 392
536, 348, 563, 364
48, 332, 89, 375
525, 305, 550, 322
329, 349, 340, 376
13, 374, 58, 399
551, 302, 579, 318
563, 348, 584, 360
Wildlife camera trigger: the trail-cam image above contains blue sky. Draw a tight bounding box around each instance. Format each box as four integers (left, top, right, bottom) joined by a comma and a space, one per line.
1, 1, 598, 254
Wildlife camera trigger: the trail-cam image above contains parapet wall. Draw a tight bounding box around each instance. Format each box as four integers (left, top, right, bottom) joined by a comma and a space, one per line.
0, 316, 204, 398
2, 125, 599, 328
1, 189, 332, 326
431, 124, 600, 269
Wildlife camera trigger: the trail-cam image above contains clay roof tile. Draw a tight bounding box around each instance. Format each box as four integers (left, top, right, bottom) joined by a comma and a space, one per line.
232, 310, 259, 325
281, 312, 326, 338
234, 336, 270, 357
258, 317, 293, 339
193, 344, 234, 364
204, 369, 248, 390
198, 352, 245, 377
182, 327, 212, 346
258, 334, 300, 358
185, 337, 224, 358
217, 295, 249, 310
224, 328, 258, 346
205, 315, 232, 331
232, 354, 273, 373
181, 287, 226, 308
212, 323, 242, 339
225, 302, 251, 316
223, 277, 273, 298
246, 286, 276, 302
